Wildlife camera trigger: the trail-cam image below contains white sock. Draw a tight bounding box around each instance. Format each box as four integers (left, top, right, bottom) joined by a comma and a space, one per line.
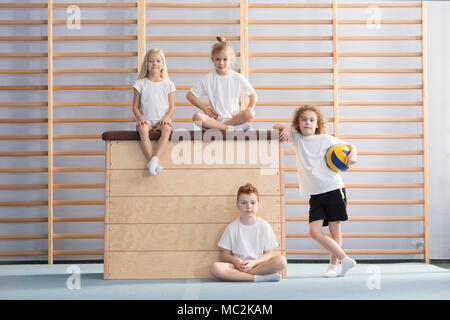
338, 256, 356, 277
155, 165, 163, 174
254, 273, 281, 282
228, 123, 251, 131
147, 156, 159, 176
324, 264, 338, 278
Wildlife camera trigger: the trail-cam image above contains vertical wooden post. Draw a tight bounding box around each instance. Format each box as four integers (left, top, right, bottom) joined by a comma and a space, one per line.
240, 0, 249, 110
332, 0, 339, 137
47, 0, 54, 264
137, 0, 146, 75
421, 0, 429, 263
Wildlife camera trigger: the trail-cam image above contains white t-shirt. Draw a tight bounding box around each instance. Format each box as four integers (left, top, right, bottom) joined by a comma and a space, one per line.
289, 131, 348, 196
133, 78, 176, 123
189, 70, 255, 120
218, 217, 279, 261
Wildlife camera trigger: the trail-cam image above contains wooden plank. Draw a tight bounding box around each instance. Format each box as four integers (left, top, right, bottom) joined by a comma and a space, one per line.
109, 140, 279, 169
286, 233, 424, 238
47, 0, 54, 265
106, 251, 220, 279
240, 0, 249, 110
107, 196, 281, 224
106, 223, 282, 251
108, 169, 280, 197
137, 0, 146, 76
105, 251, 282, 279
422, 0, 430, 264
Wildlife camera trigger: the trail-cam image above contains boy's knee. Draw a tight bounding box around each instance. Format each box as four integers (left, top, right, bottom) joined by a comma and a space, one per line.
192, 113, 203, 122
276, 255, 287, 269
246, 108, 255, 121
209, 262, 222, 278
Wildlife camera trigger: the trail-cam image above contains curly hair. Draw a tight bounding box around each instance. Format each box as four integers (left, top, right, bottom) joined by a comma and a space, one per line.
237, 183, 259, 202
291, 105, 327, 135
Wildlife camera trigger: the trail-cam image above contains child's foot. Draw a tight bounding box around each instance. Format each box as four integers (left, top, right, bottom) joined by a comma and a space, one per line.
228, 123, 251, 131
254, 273, 281, 282
324, 264, 338, 278
337, 256, 356, 277
147, 156, 159, 176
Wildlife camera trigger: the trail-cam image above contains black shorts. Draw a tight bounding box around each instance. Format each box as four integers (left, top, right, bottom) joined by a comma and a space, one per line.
309, 188, 348, 227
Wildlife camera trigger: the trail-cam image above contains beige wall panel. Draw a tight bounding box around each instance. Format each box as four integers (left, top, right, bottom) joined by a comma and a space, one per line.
106, 196, 281, 223
106, 251, 220, 279
109, 140, 279, 169
108, 169, 281, 197
106, 223, 282, 251
105, 250, 283, 279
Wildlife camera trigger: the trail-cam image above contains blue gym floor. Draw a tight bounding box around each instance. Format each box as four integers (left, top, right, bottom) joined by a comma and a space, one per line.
0, 263, 449, 300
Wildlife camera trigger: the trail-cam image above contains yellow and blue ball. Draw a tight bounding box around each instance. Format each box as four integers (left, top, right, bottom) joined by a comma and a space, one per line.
325, 144, 351, 172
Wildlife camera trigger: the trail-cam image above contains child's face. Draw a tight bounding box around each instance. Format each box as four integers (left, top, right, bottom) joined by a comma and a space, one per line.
211, 50, 232, 75
299, 110, 319, 136
236, 193, 259, 219
147, 53, 163, 75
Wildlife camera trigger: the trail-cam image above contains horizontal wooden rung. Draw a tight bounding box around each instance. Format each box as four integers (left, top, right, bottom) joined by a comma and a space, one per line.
0, 201, 48, 206
0, 151, 47, 157
53, 250, 104, 256
285, 216, 424, 221
147, 19, 240, 24
0, 218, 47, 223
53, 233, 103, 239
53, 151, 105, 156
285, 183, 424, 189
0, 250, 47, 256
284, 166, 424, 172
53, 167, 104, 172
284, 150, 424, 156
0, 168, 47, 173
52, 216, 104, 222
286, 232, 424, 238
286, 200, 424, 206
287, 249, 424, 254
53, 200, 104, 206
0, 234, 47, 239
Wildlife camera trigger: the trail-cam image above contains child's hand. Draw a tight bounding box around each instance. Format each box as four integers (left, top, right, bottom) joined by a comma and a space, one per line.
159, 117, 172, 126
205, 108, 218, 120
136, 119, 148, 128
231, 110, 239, 117
239, 260, 257, 273
278, 126, 290, 142
346, 149, 357, 165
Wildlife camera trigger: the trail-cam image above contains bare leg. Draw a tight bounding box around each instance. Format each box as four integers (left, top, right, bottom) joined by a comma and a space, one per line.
328, 221, 342, 265
192, 113, 228, 130
136, 122, 153, 161
152, 123, 172, 159
248, 255, 287, 275
210, 262, 254, 281
309, 220, 346, 260
223, 108, 255, 126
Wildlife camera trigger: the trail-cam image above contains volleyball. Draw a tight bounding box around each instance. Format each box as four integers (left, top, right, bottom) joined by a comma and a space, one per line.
326, 144, 351, 172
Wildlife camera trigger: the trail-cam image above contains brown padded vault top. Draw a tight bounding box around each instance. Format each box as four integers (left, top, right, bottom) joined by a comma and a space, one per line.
102, 130, 281, 141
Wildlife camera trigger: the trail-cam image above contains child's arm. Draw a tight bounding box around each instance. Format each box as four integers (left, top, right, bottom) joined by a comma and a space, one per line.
346, 143, 357, 165
132, 88, 147, 126
160, 92, 175, 125
239, 250, 273, 273
272, 123, 290, 142
246, 92, 257, 110
221, 249, 243, 269
186, 91, 218, 119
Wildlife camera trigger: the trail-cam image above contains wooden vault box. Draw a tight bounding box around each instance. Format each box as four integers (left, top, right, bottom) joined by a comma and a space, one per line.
102, 130, 285, 279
